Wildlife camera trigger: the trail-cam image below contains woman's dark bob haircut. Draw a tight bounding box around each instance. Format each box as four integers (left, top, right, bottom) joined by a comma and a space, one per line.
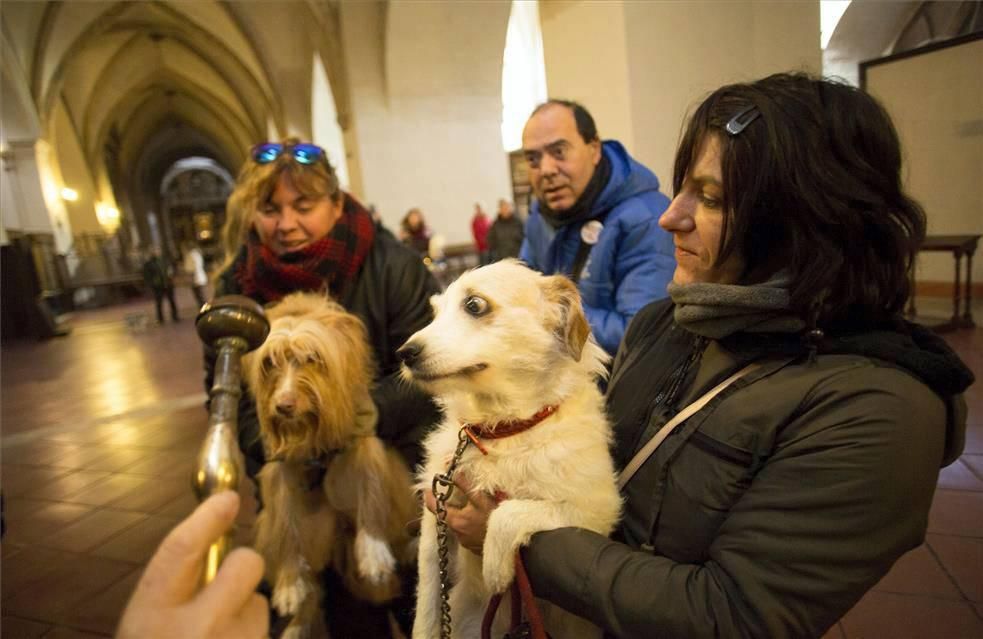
673, 72, 926, 327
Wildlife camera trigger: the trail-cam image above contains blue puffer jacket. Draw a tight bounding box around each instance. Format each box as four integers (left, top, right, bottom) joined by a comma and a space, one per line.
519, 141, 675, 355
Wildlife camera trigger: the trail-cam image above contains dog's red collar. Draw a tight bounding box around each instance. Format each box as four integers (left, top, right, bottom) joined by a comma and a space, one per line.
462, 405, 559, 454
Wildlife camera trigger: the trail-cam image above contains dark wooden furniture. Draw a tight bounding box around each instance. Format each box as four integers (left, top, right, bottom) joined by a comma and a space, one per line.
908, 234, 980, 331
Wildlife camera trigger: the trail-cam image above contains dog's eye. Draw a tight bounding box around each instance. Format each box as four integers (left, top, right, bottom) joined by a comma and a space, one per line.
261, 356, 273, 372
463, 295, 489, 317
306, 353, 323, 366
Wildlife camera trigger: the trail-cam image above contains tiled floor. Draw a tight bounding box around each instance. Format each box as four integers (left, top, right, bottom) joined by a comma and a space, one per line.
1, 290, 981, 638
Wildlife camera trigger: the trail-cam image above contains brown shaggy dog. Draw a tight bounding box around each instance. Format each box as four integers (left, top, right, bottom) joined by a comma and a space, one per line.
243, 292, 416, 639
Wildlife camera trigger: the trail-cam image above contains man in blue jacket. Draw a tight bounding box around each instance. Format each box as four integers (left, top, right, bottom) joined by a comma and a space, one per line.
519, 99, 675, 355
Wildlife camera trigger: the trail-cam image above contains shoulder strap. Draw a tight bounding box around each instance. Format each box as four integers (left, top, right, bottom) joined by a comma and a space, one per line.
617, 362, 761, 490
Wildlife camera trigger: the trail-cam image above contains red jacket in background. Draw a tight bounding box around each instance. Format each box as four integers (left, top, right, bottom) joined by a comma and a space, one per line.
472, 213, 490, 252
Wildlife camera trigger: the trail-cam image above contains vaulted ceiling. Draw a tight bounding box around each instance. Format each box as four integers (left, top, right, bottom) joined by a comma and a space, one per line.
1, 0, 349, 239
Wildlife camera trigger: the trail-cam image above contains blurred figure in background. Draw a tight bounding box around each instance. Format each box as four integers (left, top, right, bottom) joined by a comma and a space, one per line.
399, 208, 431, 256
487, 198, 524, 262
142, 246, 179, 324
471, 201, 491, 265
182, 242, 209, 308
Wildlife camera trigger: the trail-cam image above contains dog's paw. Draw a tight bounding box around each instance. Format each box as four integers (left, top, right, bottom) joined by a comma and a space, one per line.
272, 575, 310, 616
354, 529, 396, 584
482, 549, 516, 594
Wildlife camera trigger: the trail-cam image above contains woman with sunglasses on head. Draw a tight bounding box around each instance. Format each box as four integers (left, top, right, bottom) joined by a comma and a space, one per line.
429, 74, 974, 638
207, 139, 441, 638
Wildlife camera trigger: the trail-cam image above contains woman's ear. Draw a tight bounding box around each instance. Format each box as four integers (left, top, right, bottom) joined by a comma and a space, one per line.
542, 274, 591, 361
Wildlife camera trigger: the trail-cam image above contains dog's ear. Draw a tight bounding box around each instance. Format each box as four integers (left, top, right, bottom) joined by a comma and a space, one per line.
542, 274, 590, 361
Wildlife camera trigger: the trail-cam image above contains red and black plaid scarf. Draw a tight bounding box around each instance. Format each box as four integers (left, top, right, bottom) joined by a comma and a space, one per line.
234, 194, 376, 304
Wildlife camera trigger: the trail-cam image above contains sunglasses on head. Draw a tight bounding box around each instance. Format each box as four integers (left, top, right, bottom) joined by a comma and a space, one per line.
251, 143, 326, 165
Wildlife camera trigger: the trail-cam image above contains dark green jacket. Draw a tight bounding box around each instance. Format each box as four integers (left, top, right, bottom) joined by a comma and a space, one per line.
524, 300, 972, 638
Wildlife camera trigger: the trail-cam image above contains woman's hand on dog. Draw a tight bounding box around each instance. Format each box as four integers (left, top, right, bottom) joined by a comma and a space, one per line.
116, 491, 269, 639
423, 474, 501, 555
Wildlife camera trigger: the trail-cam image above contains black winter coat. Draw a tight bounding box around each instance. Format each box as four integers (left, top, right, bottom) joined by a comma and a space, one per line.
487, 215, 525, 262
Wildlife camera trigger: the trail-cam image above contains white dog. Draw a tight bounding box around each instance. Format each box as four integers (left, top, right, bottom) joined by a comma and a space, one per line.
399, 260, 621, 639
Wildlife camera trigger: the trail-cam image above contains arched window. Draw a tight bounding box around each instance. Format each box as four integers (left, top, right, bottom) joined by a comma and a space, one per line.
501, 0, 548, 152
821, 1, 851, 50
312, 53, 351, 189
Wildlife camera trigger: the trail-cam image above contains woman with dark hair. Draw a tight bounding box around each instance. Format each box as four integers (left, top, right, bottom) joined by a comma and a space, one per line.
208, 139, 441, 637
429, 74, 974, 637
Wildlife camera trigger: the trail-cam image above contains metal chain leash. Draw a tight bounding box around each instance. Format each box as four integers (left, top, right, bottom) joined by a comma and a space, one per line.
432, 427, 473, 639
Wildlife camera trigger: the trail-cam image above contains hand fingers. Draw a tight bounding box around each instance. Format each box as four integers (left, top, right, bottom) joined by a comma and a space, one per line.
211, 592, 269, 639
195, 546, 266, 623
135, 491, 240, 605
423, 488, 436, 514
237, 593, 271, 639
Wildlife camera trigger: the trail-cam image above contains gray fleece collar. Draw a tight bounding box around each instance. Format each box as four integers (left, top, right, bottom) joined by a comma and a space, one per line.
668, 272, 806, 339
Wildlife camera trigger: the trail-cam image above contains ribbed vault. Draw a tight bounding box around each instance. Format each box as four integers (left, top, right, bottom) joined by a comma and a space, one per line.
2, 0, 349, 250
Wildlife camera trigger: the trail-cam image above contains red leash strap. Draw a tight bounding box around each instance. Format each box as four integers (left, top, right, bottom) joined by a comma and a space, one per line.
480, 552, 548, 639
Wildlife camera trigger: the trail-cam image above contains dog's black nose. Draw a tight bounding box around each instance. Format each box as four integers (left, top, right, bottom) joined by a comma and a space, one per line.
396, 341, 424, 367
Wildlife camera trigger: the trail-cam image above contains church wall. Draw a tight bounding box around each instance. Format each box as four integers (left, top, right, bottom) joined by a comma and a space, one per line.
339, 1, 512, 246
537, 1, 820, 197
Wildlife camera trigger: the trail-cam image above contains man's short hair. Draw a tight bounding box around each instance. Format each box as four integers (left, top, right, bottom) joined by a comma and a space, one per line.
531, 99, 599, 144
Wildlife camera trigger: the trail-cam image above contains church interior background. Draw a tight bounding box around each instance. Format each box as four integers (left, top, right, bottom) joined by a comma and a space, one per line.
1, 2, 981, 638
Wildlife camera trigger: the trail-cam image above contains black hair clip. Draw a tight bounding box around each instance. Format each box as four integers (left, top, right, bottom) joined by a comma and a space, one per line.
725, 105, 761, 136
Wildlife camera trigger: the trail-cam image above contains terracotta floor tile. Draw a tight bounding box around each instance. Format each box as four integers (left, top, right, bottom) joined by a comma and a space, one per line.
42, 427, 122, 446
63, 474, 155, 508
819, 621, 845, 639
43, 509, 147, 554
5, 441, 84, 467
28, 445, 116, 471
157, 489, 199, 519
872, 544, 961, 598
4, 500, 94, 545
839, 591, 983, 639
19, 470, 111, 502
938, 459, 983, 491
78, 448, 150, 473
927, 533, 983, 602
91, 514, 181, 563
121, 450, 196, 478
108, 476, 189, 514
1, 546, 77, 601
2, 554, 136, 625
4, 495, 61, 521
60, 568, 141, 636
0, 615, 51, 638
0, 465, 75, 497
927, 489, 983, 537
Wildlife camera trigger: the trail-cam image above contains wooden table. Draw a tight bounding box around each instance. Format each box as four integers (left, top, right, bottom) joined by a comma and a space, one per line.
908, 234, 980, 330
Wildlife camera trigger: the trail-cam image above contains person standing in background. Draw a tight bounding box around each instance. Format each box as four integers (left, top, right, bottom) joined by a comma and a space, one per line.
487, 198, 524, 262
183, 242, 209, 308
142, 246, 179, 324
519, 99, 675, 356
470, 202, 491, 265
